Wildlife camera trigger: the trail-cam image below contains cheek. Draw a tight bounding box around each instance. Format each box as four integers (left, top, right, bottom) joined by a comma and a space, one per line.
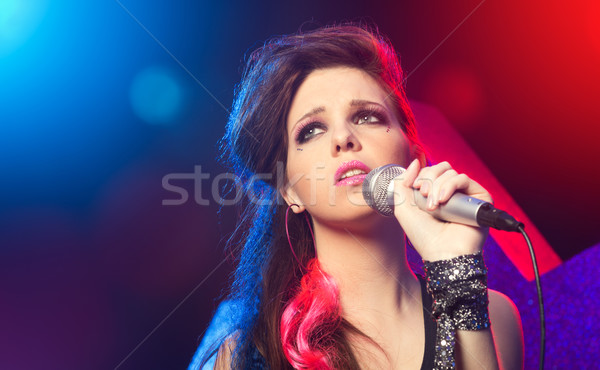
378, 128, 412, 164
289, 177, 332, 212
285, 159, 330, 204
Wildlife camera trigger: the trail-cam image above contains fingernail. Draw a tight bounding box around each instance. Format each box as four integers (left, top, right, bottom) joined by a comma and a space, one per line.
409, 160, 418, 183
428, 195, 434, 209
421, 181, 428, 194
438, 189, 446, 204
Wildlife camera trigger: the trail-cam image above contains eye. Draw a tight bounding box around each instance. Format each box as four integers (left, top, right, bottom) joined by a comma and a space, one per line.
354, 109, 386, 125
296, 122, 326, 144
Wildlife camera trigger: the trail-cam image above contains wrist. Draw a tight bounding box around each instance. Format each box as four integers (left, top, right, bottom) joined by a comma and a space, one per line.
423, 251, 490, 369
423, 252, 489, 326
421, 246, 482, 262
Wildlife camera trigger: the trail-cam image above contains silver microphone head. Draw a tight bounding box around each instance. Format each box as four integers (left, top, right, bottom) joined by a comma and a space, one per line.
362, 164, 405, 217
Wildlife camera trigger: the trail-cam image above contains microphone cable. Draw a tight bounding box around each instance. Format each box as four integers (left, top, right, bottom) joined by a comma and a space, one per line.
516, 225, 545, 370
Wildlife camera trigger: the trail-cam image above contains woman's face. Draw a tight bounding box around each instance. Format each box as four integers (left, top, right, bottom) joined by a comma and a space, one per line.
281, 67, 414, 226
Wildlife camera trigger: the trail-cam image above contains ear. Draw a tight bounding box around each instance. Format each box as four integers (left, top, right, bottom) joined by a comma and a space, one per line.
278, 185, 306, 213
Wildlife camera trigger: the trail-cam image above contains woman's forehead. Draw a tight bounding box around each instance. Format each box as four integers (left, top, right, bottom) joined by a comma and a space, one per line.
287, 67, 394, 126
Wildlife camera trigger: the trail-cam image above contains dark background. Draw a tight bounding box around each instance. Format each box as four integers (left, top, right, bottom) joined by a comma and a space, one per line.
1, 0, 599, 368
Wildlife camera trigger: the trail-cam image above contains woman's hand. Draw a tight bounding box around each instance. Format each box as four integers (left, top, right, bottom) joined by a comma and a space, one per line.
392, 159, 493, 261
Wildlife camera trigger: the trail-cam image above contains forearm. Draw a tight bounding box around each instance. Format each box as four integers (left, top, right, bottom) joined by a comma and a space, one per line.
455, 328, 499, 370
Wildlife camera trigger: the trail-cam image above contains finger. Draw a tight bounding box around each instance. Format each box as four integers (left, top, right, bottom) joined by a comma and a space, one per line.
435, 174, 493, 206
435, 173, 470, 205
391, 158, 420, 210
401, 158, 421, 187
393, 159, 432, 224
428, 169, 459, 209
412, 161, 452, 196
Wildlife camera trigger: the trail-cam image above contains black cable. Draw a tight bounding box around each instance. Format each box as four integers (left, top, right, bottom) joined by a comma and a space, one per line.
517, 225, 545, 370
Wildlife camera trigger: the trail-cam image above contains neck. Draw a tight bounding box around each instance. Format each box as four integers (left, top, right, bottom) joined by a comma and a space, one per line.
311, 215, 421, 325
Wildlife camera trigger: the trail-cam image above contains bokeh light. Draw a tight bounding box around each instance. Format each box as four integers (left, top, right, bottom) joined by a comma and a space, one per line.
129, 66, 183, 125
422, 64, 484, 131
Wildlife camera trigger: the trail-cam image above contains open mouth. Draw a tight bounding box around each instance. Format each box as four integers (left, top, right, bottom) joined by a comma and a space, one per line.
335, 160, 371, 186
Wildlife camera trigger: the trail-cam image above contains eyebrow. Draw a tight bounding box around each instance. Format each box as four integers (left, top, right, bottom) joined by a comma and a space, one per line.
350, 99, 385, 109
294, 106, 326, 127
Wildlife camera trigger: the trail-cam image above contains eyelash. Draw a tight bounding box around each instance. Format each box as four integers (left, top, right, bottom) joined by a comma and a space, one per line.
294, 107, 388, 144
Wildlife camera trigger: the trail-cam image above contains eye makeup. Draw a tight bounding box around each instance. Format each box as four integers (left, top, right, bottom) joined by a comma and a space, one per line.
352, 105, 389, 126
294, 120, 326, 144
291, 103, 391, 145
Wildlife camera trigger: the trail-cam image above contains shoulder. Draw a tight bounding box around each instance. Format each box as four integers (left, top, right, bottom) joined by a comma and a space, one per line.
214, 334, 237, 370
488, 289, 524, 369
214, 333, 268, 370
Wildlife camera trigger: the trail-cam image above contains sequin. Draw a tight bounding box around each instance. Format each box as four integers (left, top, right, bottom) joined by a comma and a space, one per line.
423, 251, 490, 370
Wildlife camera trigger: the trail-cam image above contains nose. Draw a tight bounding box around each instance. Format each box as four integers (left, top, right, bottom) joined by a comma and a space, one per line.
331, 124, 361, 155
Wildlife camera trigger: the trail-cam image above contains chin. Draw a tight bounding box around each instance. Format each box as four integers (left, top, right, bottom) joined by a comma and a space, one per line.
319, 203, 386, 232
335, 184, 368, 207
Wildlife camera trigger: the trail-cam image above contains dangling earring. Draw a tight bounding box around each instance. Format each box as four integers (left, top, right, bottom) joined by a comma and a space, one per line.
285, 203, 315, 270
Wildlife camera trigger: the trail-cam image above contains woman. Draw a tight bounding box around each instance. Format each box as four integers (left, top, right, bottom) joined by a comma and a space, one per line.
197, 24, 523, 369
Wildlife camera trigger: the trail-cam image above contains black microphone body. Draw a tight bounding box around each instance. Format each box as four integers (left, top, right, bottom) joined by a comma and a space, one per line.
362, 164, 523, 232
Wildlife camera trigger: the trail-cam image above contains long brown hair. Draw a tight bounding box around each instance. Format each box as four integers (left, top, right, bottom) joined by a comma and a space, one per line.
207, 23, 422, 369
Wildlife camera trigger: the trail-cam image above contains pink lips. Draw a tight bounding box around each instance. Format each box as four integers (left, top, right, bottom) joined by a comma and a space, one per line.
334, 160, 371, 187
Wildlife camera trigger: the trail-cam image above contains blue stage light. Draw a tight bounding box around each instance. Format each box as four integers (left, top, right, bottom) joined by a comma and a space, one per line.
0, 0, 48, 57
129, 66, 183, 126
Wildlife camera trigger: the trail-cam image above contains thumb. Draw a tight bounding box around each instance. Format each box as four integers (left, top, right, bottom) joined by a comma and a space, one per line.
392, 158, 423, 221
400, 158, 421, 188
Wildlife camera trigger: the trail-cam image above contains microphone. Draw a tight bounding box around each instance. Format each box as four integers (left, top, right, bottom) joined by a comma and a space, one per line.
362, 164, 523, 232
